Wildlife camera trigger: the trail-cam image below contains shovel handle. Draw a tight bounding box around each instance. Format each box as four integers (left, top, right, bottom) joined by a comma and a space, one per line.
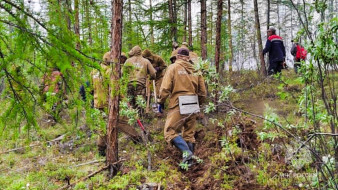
137, 119, 145, 132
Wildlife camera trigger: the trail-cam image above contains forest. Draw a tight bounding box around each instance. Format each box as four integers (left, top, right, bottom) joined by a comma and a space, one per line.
0, 0, 337, 189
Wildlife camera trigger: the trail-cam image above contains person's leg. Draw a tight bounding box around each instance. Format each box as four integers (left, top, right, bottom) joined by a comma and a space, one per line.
294, 62, 300, 74
276, 61, 283, 74
135, 85, 146, 116
183, 114, 197, 153
164, 107, 184, 143
267, 61, 277, 76
182, 114, 197, 143
164, 107, 193, 165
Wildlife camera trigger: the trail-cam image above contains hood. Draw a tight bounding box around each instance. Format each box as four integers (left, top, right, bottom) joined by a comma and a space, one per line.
142, 49, 153, 61
268, 35, 283, 41
128, 45, 142, 57
103, 51, 111, 64
121, 52, 127, 58
176, 59, 194, 74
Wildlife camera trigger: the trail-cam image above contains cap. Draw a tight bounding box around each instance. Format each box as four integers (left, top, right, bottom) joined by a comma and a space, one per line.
177, 48, 189, 56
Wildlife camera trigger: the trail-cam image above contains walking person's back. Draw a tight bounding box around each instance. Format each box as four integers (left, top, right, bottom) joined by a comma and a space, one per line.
263, 27, 286, 75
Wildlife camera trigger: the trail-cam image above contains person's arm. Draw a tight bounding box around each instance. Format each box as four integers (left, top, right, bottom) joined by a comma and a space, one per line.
158, 66, 174, 104
147, 61, 156, 80
157, 57, 167, 71
263, 40, 271, 55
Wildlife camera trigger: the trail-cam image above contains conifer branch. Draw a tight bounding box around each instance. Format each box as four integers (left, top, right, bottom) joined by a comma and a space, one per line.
1, 0, 48, 31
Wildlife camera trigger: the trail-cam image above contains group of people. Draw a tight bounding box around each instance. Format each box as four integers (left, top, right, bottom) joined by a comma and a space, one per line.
93, 43, 206, 167
263, 27, 307, 75
41, 28, 306, 168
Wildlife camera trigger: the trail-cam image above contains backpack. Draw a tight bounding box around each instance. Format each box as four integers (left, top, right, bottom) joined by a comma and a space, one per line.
296, 45, 307, 60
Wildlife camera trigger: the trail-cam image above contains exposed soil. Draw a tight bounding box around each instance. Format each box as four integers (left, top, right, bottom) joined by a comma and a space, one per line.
155, 113, 263, 190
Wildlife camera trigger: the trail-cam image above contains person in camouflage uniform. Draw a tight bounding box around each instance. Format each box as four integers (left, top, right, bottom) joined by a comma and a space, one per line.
93, 51, 142, 156
124, 46, 156, 114
141, 49, 167, 98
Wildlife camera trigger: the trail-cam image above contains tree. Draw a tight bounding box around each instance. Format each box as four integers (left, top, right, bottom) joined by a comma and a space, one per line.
267, 0, 270, 30
74, 0, 80, 50
253, 0, 267, 76
201, 0, 207, 60
168, 0, 177, 42
227, 0, 233, 72
107, 0, 123, 178
188, 0, 192, 47
215, 0, 223, 73
149, 0, 154, 45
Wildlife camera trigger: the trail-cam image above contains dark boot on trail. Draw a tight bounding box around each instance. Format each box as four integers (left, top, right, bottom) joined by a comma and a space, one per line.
187, 142, 194, 153
171, 136, 193, 165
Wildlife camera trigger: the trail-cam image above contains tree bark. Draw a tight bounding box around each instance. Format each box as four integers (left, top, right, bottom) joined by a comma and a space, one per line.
74, 0, 80, 50
209, 1, 213, 47
215, 0, 223, 73
277, 0, 280, 34
149, 0, 154, 45
127, 0, 132, 49
168, 0, 177, 42
86, 0, 92, 45
188, 0, 192, 47
253, 0, 267, 76
65, 0, 72, 31
183, 0, 187, 42
201, 0, 207, 60
267, 0, 270, 30
227, 0, 233, 72
107, 0, 123, 178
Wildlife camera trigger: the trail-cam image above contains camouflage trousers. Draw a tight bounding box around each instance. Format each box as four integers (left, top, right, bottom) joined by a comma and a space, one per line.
127, 83, 146, 114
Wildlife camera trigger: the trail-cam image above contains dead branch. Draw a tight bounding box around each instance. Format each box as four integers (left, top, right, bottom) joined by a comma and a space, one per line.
0, 134, 65, 154
71, 159, 105, 168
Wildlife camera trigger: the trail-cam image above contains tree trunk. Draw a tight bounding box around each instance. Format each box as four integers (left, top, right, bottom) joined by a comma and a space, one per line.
65, 0, 72, 30
188, 0, 192, 47
227, 0, 233, 72
267, 0, 270, 30
277, 0, 280, 34
127, 0, 132, 49
107, 0, 123, 178
215, 0, 222, 73
183, 0, 187, 42
74, 0, 80, 50
209, 1, 213, 47
168, 0, 177, 42
201, 0, 207, 60
86, 0, 92, 45
253, 0, 266, 76
173, 0, 177, 41
149, 0, 154, 45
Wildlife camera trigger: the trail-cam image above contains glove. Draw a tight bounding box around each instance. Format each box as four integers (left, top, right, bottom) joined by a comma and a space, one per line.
158, 103, 164, 113
155, 67, 160, 72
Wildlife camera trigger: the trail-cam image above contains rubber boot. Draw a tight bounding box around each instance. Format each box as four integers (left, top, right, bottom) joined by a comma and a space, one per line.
187, 142, 195, 153
171, 136, 193, 164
